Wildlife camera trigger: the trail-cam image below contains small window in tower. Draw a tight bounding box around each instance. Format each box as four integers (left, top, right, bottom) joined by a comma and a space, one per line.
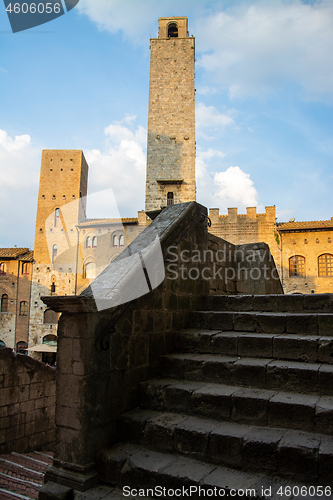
52, 244, 57, 264
168, 23, 178, 37
54, 208, 60, 227
92, 236, 97, 248
86, 236, 92, 248
22, 263, 29, 275
167, 192, 174, 206
19, 301, 28, 316
52, 195, 56, 200
1, 294, 8, 313
0, 263, 6, 276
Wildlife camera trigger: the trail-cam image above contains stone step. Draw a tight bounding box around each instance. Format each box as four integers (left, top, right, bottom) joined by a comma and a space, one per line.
176, 329, 333, 364
96, 442, 333, 498
139, 378, 333, 433
206, 293, 333, 313
159, 352, 333, 396
116, 409, 333, 483
190, 311, 333, 336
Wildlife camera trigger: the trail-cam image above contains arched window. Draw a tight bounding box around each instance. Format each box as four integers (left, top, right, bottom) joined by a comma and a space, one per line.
1, 294, 8, 313
92, 236, 97, 248
84, 262, 96, 280
318, 254, 333, 277
54, 208, 60, 227
22, 262, 29, 275
86, 236, 92, 248
43, 334, 57, 347
16, 341, 28, 354
119, 235, 124, 247
52, 244, 57, 264
168, 23, 178, 37
44, 309, 59, 324
167, 192, 174, 206
113, 235, 119, 248
19, 301, 28, 316
289, 255, 305, 277
0, 263, 6, 275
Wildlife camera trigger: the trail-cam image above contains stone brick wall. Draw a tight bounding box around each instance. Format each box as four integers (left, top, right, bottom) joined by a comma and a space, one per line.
0, 347, 56, 454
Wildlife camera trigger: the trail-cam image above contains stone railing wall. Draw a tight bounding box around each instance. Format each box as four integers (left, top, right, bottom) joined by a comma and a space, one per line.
0, 347, 55, 454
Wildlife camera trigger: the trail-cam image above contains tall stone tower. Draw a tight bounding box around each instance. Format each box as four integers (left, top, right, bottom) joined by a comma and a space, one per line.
29, 150, 88, 354
145, 17, 196, 213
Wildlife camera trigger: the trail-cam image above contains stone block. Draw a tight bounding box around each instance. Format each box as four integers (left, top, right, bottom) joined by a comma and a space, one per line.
144, 413, 187, 451
286, 314, 318, 335
174, 416, 219, 458
191, 383, 234, 419
208, 312, 234, 330
39, 481, 73, 500
208, 421, 248, 466
211, 332, 238, 356
252, 295, 278, 312
234, 313, 257, 332
232, 358, 269, 388
266, 360, 319, 393
318, 365, 333, 396
314, 397, 333, 434
318, 437, 333, 482
277, 431, 320, 480
242, 427, 284, 472
256, 313, 286, 334
317, 337, 333, 363
165, 381, 203, 412
269, 393, 318, 432
231, 388, 272, 425
238, 334, 273, 358
202, 356, 237, 384
273, 335, 318, 362
318, 314, 333, 336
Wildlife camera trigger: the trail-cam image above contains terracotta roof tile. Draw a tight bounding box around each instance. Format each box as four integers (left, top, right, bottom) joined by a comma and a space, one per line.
0, 248, 31, 258
278, 220, 333, 230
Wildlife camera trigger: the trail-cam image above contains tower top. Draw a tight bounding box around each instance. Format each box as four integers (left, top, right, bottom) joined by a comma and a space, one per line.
157, 17, 189, 39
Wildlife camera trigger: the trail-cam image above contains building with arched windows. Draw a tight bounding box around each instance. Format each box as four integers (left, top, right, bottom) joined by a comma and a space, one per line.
0, 247, 33, 350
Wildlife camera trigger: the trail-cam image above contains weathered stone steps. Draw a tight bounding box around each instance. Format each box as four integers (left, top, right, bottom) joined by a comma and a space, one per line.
159, 352, 333, 396
176, 329, 333, 363
206, 294, 333, 313
97, 442, 332, 499
117, 408, 333, 482
190, 311, 333, 336
139, 378, 333, 433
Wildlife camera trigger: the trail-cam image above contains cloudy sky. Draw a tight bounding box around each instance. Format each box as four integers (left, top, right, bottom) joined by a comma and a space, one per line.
0, 0, 332, 248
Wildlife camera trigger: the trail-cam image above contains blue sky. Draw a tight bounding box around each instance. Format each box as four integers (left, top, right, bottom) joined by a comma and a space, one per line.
0, 0, 332, 248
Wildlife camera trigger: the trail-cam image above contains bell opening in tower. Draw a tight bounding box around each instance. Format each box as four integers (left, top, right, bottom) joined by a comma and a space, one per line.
168, 23, 178, 37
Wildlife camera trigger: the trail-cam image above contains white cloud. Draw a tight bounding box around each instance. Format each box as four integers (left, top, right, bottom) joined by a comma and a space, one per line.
196, 149, 259, 212
196, 102, 236, 140
195, 1, 333, 101
214, 166, 258, 208
0, 130, 40, 247
85, 118, 147, 217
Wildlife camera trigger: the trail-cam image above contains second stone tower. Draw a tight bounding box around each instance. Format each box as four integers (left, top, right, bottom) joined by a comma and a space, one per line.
145, 17, 196, 213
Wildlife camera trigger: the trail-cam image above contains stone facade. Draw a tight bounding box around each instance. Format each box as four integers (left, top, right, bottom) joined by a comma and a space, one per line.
278, 219, 333, 294
0, 248, 33, 350
145, 17, 196, 213
29, 150, 89, 357
0, 347, 55, 454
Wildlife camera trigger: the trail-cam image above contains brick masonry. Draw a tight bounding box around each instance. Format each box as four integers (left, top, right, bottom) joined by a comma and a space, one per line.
146, 17, 196, 212
0, 347, 55, 454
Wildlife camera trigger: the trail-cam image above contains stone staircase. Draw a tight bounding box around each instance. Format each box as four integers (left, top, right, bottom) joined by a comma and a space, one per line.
98, 294, 333, 498
0, 451, 53, 500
